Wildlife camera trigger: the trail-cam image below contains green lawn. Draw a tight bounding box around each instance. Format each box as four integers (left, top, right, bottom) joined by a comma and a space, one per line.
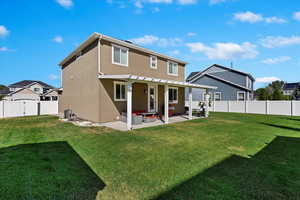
0, 113, 300, 200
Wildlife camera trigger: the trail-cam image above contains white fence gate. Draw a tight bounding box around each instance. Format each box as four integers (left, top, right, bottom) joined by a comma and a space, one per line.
0, 101, 58, 118
186, 100, 300, 116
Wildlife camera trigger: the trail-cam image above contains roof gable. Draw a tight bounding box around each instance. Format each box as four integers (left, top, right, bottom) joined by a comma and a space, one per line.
8, 80, 54, 89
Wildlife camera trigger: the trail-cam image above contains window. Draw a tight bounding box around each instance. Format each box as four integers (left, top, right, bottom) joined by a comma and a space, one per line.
169, 87, 178, 104
214, 92, 221, 101
114, 81, 126, 101
237, 91, 245, 101
34, 88, 40, 92
112, 45, 128, 66
167, 61, 178, 76
150, 56, 157, 69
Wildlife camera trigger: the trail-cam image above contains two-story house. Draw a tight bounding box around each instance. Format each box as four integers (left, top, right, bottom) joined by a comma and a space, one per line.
3, 80, 58, 101
59, 33, 216, 130
186, 64, 255, 101
283, 82, 300, 97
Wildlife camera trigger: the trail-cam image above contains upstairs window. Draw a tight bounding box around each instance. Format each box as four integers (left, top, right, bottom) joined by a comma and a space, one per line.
237, 91, 245, 101
150, 56, 157, 69
112, 45, 128, 66
114, 81, 126, 101
34, 88, 40, 93
169, 87, 178, 104
167, 61, 178, 76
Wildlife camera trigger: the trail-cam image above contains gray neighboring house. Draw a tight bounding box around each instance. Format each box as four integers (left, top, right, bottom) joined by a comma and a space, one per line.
283, 82, 300, 96
186, 64, 255, 101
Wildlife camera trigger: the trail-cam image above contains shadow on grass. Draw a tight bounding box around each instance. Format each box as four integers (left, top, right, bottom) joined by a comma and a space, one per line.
0, 141, 105, 200
154, 136, 300, 200
261, 122, 300, 132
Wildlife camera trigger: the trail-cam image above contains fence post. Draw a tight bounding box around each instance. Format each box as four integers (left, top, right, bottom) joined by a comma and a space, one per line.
245, 101, 248, 114
265, 100, 269, 115
291, 100, 294, 117
227, 101, 230, 112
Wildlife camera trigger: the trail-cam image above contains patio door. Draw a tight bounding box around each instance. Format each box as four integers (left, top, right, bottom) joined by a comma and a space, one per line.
148, 85, 157, 112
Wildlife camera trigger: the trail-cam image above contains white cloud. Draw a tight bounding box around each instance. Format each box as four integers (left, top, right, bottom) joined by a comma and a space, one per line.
265, 17, 287, 24
234, 11, 263, 23
49, 74, 59, 80
130, 35, 182, 47
294, 12, 300, 21
0, 47, 7, 51
168, 50, 180, 56
56, 0, 73, 8
177, 0, 197, 5
256, 77, 281, 83
210, 0, 226, 4
0, 25, 9, 38
152, 7, 160, 12
262, 56, 291, 64
234, 12, 287, 24
187, 32, 197, 37
186, 41, 258, 60
260, 36, 300, 48
53, 36, 63, 43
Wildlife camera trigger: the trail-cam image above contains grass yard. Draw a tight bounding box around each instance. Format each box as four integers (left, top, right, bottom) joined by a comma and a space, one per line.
0, 113, 300, 200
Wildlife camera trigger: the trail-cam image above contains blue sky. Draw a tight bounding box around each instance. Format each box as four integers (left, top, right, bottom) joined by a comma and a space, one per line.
0, 0, 299, 88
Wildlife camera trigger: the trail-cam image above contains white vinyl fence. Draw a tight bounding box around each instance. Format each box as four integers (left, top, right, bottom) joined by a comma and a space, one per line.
186, 100, 300, 116
0, 101, 58, 118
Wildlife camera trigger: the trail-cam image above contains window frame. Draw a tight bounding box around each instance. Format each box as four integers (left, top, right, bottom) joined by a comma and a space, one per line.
34, 88, 40, 93
168, 87, 178, 104
150, 55, 157, 69
112, 44, 129, 67
114, 81, 127, 101
214, 92, 222, 101
167, 61, 178, 76
237, 91, 246, 101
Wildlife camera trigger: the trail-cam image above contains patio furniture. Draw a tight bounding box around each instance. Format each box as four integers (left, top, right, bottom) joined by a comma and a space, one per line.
140, 112, 158, 123
121, 112, 143, 125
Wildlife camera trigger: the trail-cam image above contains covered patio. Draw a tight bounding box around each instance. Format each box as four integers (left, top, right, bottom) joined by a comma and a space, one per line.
99, 74, 216, 130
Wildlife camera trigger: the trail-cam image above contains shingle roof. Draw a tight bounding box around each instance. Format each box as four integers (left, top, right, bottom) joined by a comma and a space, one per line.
8, 80, 54, 89
283, 82, 300, 90
187, 64, 255, 82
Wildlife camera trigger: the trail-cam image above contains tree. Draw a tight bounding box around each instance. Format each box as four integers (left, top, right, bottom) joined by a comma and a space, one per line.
255, 88, 270, 100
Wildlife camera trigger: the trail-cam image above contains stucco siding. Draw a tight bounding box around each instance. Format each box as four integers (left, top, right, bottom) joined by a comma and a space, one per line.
100, 40, 185, 82
59, 41, 101, 122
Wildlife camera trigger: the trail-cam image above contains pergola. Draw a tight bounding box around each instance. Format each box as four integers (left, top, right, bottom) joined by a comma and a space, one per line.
99, 74, 217, 130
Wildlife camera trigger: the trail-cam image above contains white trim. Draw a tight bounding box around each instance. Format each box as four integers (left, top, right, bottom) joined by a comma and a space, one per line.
164, 85, 169, 124
114, 81, 127, 101
168, 87, 178, 104
188, 87, 193, 120
112, 44, 129, 67
237, 91, 246, 101
214, 92, 222, 101
97, 38, 101, 73
98, 74, 217, 89
167, 61, 178, 76
150, 55, 157, 69
127, 81, 133, 130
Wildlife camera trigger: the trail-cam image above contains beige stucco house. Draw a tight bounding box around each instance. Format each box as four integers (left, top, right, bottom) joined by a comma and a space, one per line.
59, 33, 216, 130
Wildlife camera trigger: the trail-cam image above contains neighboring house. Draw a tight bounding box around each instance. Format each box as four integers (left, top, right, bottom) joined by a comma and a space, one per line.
3, 80, 58, 101
58, 32, 215, 130
186, 64, 255, 101
283, 82, 300, 96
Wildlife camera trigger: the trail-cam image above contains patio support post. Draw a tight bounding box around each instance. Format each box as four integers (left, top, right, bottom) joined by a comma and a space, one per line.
127, 81, 133, 130
205, 89, 210, 118
164, 84, 169, 124
188, 87, 193, 120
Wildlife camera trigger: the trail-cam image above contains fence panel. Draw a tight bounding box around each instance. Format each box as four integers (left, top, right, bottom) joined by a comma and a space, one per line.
40, 101, 58, 115
3, 101, 25, 118
0, 101, 3, 118
294, 101, 300, 116
24, 101, 38, 116
214, 101, 228, 112
268, 101, 292, 116
248, 101, 266, 114
229, 101, 245, 113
